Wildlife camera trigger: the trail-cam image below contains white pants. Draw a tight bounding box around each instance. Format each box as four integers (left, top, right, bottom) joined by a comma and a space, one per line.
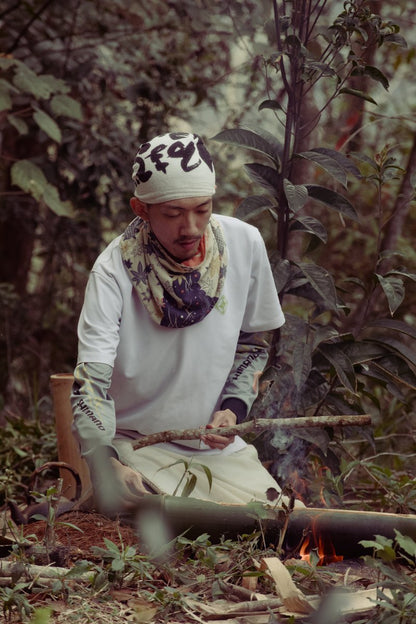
114, 440, 303, 507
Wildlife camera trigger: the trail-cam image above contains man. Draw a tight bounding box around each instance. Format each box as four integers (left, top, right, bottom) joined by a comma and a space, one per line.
71, 131, 293, 515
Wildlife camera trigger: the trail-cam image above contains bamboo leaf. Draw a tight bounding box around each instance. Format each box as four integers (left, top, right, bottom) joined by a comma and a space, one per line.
295, 151, 348, 188
181, 473, 197, 497
244, 163, 280, 197
305, 184, 358, 220
290, 215, 327, 243
376, 274, 404, 315
212, 128, 282, 165
339, 87, 377, 105
33, 108, 62, 142
283, 179, 308, 213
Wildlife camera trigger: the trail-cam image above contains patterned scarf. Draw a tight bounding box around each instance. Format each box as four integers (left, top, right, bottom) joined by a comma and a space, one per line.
120, 216, 228, 328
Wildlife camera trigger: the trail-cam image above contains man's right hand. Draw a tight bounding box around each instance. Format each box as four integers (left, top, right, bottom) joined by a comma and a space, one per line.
108, 457, 149, 506
90, 450, 148, 516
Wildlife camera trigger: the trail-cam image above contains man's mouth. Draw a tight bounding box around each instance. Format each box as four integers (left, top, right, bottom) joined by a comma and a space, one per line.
178, 238, 200, 249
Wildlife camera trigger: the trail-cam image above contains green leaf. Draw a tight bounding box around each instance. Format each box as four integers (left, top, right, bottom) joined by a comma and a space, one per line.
7, 114, 29, 134
383, 33, 407, 47
394, 531, 416, 558
200, 464, 213, 491
33, 108, 62, 142
293, 343, 312, 391
0, 90, 12, 112
305, 184, 358, 221
363, 65, 390, 91
376, 274, 404, 315
11, 160, 75, 217
50, 94, 83, 120
339, 87, 377, 105
295, 151, 348, 188
290, 215, 327, 243
295, 262, 338, 311
386, 267, 416, 282
366, 318, 416, 340
283, 179, 308, 213
181, 473, 197, 497
317, 343, 357, 393
244, 163, 280, 197
311, 148, 361, 178
236, 195, 274, 221
111, 558, 125, 572
103, 537, 121, 554
258, 99, 284, 112
11, 159, 47, 195
212, 127, 282, 166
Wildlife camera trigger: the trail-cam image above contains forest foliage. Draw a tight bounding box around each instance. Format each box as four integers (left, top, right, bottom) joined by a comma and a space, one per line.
0, 0, 415, 492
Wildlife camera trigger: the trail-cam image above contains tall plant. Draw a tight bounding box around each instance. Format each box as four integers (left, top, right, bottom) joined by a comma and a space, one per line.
213, 1, 415, 479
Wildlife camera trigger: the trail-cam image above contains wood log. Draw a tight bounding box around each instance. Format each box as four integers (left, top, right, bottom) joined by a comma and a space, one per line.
134, 495, 416, 558
132, 414, 371, 449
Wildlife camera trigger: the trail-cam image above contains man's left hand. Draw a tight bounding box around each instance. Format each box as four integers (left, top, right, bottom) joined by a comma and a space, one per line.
201, 409, 237, 450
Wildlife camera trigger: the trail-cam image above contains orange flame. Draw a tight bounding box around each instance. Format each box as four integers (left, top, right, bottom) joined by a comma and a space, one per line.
298, 525, 343, 566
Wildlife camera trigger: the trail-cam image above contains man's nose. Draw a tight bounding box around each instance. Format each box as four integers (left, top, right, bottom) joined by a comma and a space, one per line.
180, 213, 199, 235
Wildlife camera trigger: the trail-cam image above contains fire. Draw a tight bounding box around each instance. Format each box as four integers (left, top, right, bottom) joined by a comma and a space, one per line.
298, 530, 343, 566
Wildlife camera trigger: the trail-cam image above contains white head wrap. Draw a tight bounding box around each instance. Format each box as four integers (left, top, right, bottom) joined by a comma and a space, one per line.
132, 132, 216, 204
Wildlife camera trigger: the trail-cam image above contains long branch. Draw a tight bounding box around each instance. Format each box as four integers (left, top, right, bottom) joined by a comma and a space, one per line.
132, 414, 371, 449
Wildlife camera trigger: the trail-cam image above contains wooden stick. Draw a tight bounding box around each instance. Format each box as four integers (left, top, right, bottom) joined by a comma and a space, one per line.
0, 560, 91, 581
133, 414, 371, 449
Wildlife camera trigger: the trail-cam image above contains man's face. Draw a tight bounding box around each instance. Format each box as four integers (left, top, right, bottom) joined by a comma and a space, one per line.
130, 196, 213, 262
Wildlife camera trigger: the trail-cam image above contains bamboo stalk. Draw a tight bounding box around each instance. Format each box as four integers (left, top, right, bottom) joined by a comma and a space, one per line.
132, 414, 371, 449
134, 495, 416, 558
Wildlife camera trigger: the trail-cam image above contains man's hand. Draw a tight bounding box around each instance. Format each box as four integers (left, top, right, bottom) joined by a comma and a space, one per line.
201, 409, 237, 450
91, 455, 148, 515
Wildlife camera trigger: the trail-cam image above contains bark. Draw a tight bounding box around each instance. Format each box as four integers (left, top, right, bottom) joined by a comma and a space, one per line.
379, 130, 416, 266
132, 414, 371, 449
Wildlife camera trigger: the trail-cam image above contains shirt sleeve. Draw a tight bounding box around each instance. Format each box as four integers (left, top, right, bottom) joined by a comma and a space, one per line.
240, 228, 285, 332
71, 361, 119, 458
220, 330, 272, 423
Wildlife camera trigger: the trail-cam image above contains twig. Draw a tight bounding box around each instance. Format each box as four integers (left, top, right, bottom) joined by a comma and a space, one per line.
133, 414, 371, 449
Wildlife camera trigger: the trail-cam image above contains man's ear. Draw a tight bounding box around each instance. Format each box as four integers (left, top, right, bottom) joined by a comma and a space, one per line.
130, 197, 150, 221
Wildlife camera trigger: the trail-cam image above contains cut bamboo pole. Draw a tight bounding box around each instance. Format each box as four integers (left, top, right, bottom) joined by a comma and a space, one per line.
134, 495, 416, 558
132, 414, 372, 449
50, 373, 91, 499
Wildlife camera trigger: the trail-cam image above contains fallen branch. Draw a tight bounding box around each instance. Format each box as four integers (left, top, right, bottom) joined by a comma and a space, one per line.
133, 414, 371, 449
0, 560, 90, 581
